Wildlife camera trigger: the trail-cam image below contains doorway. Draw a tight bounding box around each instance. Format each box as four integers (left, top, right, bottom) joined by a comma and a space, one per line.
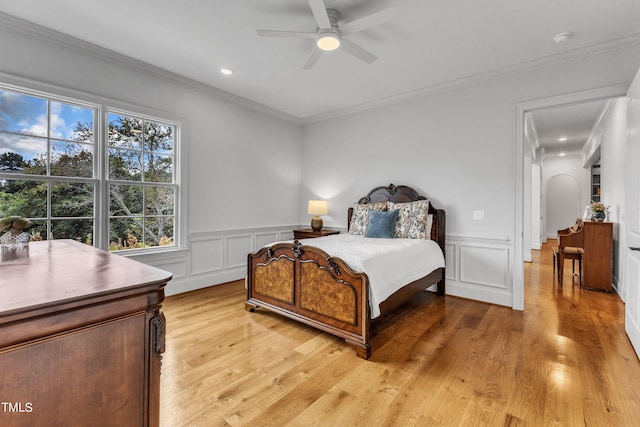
513, 84, 629, 310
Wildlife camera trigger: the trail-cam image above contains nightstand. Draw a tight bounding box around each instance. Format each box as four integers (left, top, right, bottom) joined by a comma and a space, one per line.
293, 229, 340, 239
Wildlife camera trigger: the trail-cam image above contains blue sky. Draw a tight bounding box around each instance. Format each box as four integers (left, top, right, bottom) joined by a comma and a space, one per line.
0, 88, 94, 163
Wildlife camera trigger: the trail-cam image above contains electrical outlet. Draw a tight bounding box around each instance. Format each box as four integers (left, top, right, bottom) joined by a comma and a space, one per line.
473, 210, 485, 220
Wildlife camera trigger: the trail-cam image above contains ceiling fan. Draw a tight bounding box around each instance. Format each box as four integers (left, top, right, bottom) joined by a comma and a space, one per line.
257, 0, 397, 70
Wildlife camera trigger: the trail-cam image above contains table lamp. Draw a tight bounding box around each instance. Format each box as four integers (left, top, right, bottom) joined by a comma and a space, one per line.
308, 200, 328, 232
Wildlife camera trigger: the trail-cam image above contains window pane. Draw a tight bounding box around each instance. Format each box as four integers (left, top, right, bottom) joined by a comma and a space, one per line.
0, 179, 47, 218
109, 217, 144, 251
51, 218, 93, 244
50, 140, 93, 178
0, 89, 180, 254
108, 113, 142, 150
109, 148, 142, 180
51, 182, 94, 217
0, 133, 47, 175
0, 89, 47, 136
50, 101, 94, 142
145, 186, 174, 216
109, 184, 143, 216
0, 148, 28, 174
144, 217, 174, 248
144, 121, 173, 154
144, 153, 173, 183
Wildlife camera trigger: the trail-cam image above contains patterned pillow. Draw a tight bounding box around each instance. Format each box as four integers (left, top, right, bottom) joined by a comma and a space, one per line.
388, 200, 431, 239
349, 202, 388, 235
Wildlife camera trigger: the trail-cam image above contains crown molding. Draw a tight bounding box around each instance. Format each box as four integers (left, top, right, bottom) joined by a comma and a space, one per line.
0, 12, 302, 125
301, 32, 640, 123
524, 114, 542, 160
581, 98, 616, 162
3, 12, 640, 126
587, 98, 616, 144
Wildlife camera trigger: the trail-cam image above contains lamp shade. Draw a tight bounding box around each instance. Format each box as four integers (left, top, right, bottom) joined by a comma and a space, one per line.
307, 200, 328, 216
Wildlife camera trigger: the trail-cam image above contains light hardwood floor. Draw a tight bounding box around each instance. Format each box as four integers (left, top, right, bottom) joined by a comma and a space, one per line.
159, 242, 640, 426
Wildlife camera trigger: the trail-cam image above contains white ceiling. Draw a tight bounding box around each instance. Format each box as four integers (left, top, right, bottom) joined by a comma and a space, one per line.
1, 0, 640, 148
527, 99, 611, 156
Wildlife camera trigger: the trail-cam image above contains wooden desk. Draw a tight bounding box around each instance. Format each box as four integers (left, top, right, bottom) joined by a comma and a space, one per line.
582, 221, 613, 292
0, 240, 172, 427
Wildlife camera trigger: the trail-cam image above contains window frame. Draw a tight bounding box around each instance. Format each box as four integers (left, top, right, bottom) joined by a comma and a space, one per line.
0, 79, 184, 254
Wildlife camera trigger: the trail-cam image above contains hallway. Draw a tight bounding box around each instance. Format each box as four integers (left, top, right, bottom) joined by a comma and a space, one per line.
524, 240, 640, 422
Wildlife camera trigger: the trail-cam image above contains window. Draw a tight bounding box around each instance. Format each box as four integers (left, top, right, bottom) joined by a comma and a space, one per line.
107, 112, 176, 251
0, 85, 178, 252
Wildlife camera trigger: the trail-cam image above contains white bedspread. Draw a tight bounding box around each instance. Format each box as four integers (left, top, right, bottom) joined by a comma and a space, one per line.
288, 234, 445, 318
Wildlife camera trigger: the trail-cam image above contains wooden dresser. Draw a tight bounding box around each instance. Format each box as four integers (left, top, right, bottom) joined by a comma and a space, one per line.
582, 221, 614, 292
0, 240, 172, 427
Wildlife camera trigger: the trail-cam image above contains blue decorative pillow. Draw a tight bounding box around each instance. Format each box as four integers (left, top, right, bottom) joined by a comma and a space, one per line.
366, 209, 399, 238
349, 202, 388, 235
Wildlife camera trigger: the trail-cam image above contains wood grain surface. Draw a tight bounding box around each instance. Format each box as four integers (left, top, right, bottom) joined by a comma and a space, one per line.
159, 241, 639, 426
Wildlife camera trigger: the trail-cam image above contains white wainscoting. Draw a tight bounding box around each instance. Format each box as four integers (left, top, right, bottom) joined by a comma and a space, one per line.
162, 225, 299, 295
131, 227, 514, 307
444, 234, 513, 307
124, 249, 189, 281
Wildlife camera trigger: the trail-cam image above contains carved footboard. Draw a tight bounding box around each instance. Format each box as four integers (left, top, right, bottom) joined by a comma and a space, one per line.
246, 240, 372, 358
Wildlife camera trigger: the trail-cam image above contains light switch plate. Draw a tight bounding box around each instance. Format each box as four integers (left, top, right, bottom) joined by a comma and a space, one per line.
473, 210, 485, 220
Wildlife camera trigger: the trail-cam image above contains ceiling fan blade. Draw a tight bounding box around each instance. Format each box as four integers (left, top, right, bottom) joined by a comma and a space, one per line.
339, 7, 397, 35
303, 47, 324, 70
308, 0, 332, 29
340, 39, 378, 64
257, 29, 316, 38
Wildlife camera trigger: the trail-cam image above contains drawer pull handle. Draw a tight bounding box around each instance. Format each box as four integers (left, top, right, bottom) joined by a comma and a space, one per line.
630, 247, 640, 252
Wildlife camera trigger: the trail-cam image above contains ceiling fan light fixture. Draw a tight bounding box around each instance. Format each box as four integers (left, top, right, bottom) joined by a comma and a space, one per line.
256, 1, 392, 69
316, 32, 341, 51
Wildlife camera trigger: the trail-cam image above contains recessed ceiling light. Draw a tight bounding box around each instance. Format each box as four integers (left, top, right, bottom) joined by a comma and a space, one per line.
220, 68, 234, 75
559, 152, 566, 156
558, 137, 568, 142
553, 32, 573, 44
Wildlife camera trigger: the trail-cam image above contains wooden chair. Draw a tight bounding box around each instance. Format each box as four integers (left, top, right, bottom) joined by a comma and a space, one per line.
552, 219, 583, 266
553, 219, 584, 286
552, 219, 579, 271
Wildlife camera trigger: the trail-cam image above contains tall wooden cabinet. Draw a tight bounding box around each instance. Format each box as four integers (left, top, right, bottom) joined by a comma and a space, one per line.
582, 221, 613, 292
0, 240, 172, 427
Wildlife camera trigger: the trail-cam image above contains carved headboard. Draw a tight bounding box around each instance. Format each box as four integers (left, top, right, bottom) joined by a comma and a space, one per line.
356, 183, 426, 204
347, 183, 446, 253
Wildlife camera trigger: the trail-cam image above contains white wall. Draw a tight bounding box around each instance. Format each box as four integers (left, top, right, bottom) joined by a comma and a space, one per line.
0, 16, 304, 295
531, 162, 542, 249
301, 45, 640, 307
3, 15, 640, 306
523, 150, 533, 261
541, 154, 585, 238
598, 98, 628, 298
524, 114, 541, 251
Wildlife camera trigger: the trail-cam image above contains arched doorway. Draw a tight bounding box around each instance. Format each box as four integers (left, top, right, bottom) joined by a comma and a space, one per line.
546, 174, 579, 235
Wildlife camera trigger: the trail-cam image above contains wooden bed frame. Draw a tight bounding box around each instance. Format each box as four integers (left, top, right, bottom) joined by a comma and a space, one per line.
245, 184, 446, 359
